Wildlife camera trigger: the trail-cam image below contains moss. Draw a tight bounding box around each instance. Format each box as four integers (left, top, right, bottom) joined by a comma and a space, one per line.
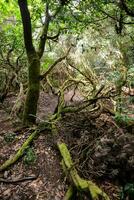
58, 143, 110, 200
23, 53, 40, 125
0, 130, 38, 172
64, 186, 74, 200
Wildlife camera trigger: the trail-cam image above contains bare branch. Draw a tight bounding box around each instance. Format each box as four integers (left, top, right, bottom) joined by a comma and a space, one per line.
47, 29, 61, 41
98, 7, 134, 24
66, 59, 95, 88
6, 39, 16, 68
16, 49, 25, 67
37, 3, 51, 58
40, 47, 71, 81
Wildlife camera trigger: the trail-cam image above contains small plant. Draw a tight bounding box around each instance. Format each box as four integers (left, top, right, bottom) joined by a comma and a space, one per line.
4, 132, 16, 143
120, 183, 134, 200
114, 113, 134, 125
23, 147, 37, 165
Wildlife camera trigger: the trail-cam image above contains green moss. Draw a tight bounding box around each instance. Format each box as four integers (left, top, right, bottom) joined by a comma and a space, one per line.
58, 143, 110, 200
23, 54, 40, 125
0, 130, 38, 171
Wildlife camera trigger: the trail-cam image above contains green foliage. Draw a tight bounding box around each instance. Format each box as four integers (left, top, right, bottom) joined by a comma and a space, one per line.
114, 113, 134, 125
4, 132, 16, 143
23, 147, 37, 165
120, 183, 134, 200
42, 56, 54, 70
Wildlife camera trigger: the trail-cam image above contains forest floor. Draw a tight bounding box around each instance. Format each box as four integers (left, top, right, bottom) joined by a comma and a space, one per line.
0, 92, 134, 200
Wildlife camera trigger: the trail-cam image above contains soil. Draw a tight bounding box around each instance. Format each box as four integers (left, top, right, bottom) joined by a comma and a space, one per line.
0, 91, 134, 200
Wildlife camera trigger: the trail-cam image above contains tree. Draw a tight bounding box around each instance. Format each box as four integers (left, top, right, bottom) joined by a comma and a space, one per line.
18, 0, 40, 125
18, 0, 70, 125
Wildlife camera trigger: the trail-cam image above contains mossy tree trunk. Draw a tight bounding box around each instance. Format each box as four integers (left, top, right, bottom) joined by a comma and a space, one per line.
18, 0, 40, 124
23, 52, 40, 124
18, 0, 45, 125
18, 0, 66, 125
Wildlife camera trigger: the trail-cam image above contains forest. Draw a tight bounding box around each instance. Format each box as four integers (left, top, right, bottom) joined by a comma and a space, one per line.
0, 0, 134, 199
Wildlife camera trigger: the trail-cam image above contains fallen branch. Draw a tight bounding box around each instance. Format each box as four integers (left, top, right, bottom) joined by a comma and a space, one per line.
0, 174, 38, 184
58, 142, 110, 200
0, 120, 52, 172
0, 130, 39, 172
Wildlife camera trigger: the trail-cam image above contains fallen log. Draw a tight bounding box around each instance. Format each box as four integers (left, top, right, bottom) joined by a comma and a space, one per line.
0, 130, 38, 172
58, 142, 110, 200
0, 120, 52, 172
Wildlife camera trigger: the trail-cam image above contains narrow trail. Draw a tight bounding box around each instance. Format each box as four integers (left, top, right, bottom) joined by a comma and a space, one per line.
0, 92, 65, 200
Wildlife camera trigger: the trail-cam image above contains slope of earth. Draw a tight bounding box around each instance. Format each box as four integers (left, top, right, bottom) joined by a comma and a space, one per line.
57, 111, 134, 199
0, 91, 134, 200
0, 92, 65, 200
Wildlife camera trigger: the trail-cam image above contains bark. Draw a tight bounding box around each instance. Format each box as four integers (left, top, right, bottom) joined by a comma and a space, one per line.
23, 52, 40, 124
18, 0, 40, 124
18, 0, 66, 124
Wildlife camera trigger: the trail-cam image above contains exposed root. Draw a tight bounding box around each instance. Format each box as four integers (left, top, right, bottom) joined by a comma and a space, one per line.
10, 82, 25, 119
58, 142, 110, 200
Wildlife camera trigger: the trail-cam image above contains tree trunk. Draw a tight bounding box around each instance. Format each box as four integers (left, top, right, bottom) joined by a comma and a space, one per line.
23, 51, 40, 125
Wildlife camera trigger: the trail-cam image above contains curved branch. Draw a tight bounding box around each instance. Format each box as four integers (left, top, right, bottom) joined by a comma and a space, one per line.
66, 59, 96, 89
47, 29, 61, 41
38, 3, 51, 58
40, 47, 71, 80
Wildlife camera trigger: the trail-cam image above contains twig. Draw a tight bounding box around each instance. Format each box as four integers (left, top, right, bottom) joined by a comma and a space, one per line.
0, 174, 38, 184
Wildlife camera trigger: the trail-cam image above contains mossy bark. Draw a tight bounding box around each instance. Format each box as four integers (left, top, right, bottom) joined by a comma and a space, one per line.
58, 143, 110, 200
23, 52, 40, 125
0, 130, 39, 172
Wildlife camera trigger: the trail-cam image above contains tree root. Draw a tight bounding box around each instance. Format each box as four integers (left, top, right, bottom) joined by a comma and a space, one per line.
58, 142, 110, 200
0, 130, 39, 172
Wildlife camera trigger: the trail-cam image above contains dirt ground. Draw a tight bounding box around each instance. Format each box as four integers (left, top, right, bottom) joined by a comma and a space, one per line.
0, 92, 134, 200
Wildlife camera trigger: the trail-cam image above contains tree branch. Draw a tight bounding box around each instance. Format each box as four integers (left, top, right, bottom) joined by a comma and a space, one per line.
15, 49, 25, 68
40, 47, 71, 81
6, 39, 16, 68
47, 29, 61, 41
37, 3, 51, 58
66, 59, 96, 88
98, 7, 134, 24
